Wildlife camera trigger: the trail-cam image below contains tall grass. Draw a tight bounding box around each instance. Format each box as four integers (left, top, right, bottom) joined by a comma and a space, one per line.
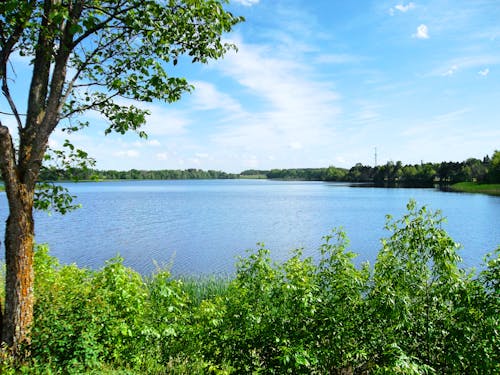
179, 275, 231, 305
450, 181, 500, 195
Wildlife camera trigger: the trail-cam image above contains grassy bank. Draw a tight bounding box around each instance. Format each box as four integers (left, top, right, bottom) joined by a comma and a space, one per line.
1, 201, 499, 374
450, 182, 500, 196
238, 174, 267, 179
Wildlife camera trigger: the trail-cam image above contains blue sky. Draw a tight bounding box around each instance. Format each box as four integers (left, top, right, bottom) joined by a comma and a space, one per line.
5, 0, 500, 172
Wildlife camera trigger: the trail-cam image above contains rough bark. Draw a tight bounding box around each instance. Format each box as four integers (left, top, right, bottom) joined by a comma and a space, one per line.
0, 125, 35, 353
2, 192, 35, 352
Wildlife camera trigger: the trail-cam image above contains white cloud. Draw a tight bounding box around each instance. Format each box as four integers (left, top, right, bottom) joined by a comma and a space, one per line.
433, 108, 471, 123
191, 81, 242, 112
142, 107, 190, 136
288, 141, 303, 150
443, 65, 458, 76
111, 98, 191, 136
350, 102, 382, 124
413, 24, 429, 39
431, 56, 500, 77
114, 150, 139, 158
478, 68, 490, 76
390, 2, 416, 15
233, 0, 259, 6
132, 139, 161, 148
395, 3, 415, 12
402, 109, 471, 137
219, 38, 340, 114
200, 37, 342, 169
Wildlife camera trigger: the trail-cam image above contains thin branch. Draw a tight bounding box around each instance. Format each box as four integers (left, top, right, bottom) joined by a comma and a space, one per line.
72, 82, 107, 88
0, 0, 37, 62
0, 1, 37, 133
1, 78, 24, 132
60, 90, 121, 119
71, 2, 136, 48
59, 29, 129, 113
0, 110, 27, 117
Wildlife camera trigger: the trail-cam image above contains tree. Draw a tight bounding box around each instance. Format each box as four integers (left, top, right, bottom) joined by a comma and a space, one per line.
0, 0, 242, 354
487, 150, 500, 183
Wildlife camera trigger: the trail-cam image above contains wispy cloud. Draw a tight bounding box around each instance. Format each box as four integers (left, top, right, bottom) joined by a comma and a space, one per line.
191, 81, 242, 112
114, 150, 140, 158
396, 3, 415, 12
390, 2, 416, 16
315, 53, 363, 65
134, 104, 191, 137
478, 68, 490, 76
206, 36, 341, 168
402, 109, 471, 137
288, 141, 303, 150
233, 0, 259, 7
433, 108, 471, 124
413, 24, 429, 39
443, 65, 459, 77
433, 56, 500, 77
133, 139, 161, 148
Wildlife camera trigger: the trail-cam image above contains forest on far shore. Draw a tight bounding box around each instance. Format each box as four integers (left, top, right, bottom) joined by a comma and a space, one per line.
37, 151, 500, 187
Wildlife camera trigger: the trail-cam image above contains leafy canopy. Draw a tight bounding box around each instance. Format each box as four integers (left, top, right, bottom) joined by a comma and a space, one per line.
2, 0, 242, 133
1, 0, 242, 212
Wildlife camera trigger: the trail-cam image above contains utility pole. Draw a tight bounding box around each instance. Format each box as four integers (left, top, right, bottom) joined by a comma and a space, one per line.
374, 147, 378, 167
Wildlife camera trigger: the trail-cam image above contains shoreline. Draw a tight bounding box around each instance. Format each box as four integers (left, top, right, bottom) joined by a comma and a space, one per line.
448, 182, 500, 196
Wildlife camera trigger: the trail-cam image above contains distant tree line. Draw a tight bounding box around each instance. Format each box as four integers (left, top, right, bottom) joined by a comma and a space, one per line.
241, 151, 500, 186
36, 151, 500, 186
240, 167, 349, 181
38, 168, 239, 181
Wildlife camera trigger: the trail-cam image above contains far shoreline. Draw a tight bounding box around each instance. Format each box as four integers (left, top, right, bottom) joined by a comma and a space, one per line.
448, 182, 500, 196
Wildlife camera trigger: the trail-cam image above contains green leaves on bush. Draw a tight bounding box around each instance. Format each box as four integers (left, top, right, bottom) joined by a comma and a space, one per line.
2, 201, 498, 373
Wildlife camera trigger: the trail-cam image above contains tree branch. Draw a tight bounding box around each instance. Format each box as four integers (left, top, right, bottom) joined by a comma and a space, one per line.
61, 91, 121, 119
1, 77, 24, 133
0, 122, 19, 199
59, 29, 129, 115
25, 0, 55, 133
0, 1, 37, 133
71, 1, 136, 48
0, 0, 37, 64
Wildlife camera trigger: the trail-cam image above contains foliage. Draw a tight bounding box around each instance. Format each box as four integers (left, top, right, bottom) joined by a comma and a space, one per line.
0, 202, 498, 373
241, 152, 497, 187
38, 167, 239, 181
486, 150, 500, 183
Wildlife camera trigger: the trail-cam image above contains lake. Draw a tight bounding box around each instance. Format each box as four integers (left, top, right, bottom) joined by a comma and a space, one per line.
0, 179, 499, 275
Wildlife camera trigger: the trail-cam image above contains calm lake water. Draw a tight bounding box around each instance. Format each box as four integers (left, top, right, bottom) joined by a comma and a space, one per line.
0, 179, 499, 275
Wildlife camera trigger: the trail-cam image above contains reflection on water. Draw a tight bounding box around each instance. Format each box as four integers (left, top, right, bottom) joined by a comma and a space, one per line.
0, 179, 498, 275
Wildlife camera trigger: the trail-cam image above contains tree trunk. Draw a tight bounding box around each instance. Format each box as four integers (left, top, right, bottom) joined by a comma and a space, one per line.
1, 186, 35, 355
0, 124, 37, 356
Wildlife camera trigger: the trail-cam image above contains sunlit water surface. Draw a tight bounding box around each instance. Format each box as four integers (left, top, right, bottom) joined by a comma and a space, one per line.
0, 179, 498, 275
